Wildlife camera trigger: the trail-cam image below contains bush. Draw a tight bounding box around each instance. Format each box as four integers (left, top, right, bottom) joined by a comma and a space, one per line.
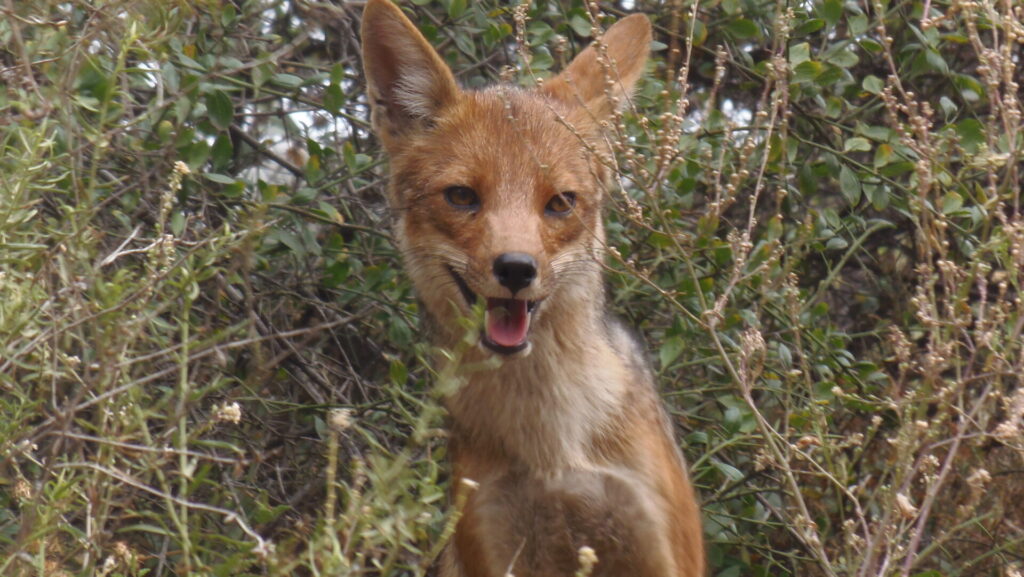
1, 0, 1021, 575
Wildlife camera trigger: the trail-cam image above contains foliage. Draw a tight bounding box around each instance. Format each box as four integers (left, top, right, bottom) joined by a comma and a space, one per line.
1, 0, 1021, 576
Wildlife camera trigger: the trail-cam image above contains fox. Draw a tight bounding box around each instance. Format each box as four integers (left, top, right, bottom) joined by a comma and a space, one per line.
360, 1, 704, 575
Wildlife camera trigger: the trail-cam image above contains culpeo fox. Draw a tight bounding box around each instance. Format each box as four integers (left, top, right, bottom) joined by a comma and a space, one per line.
360, 1, 704, 575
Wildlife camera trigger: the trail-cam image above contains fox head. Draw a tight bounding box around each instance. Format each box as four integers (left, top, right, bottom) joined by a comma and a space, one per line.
361, 0, 650, 356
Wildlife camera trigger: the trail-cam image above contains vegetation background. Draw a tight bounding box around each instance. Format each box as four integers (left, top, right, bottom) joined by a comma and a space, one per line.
2, 0, 1022, 575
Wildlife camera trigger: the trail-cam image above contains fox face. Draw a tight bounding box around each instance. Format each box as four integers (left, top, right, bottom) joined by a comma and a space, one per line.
362, 1, 650, 355
389, 89, 607, 353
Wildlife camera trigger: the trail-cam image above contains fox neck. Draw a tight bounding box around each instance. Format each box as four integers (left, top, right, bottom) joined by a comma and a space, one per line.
435, 261, 630, 473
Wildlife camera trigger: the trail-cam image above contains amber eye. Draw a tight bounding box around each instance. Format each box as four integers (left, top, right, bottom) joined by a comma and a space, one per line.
545, 192, 576, 216
444, 186, 479, 210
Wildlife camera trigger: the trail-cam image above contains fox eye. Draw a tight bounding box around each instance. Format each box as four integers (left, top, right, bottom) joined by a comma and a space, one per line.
545, 192, 576, 216
444, 186, 479, 210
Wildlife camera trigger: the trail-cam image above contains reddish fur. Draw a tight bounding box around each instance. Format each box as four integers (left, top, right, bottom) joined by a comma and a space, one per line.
361, 1, 704, 575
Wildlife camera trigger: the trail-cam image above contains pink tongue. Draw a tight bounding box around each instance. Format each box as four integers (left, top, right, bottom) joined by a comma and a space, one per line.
485, 298, 530, 348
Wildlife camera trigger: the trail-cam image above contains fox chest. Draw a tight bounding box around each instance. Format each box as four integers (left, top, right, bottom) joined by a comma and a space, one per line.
445, 357, 631, 470
453, 467, 675, 577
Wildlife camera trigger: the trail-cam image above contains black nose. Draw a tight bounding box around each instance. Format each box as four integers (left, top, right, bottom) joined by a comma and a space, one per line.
493, 252, 537, 294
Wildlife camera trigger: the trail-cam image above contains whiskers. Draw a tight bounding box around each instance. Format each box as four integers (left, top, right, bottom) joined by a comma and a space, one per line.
401, 244, 477, 302
549, 249, 600, 289
401, 242, 599, 303
403, 245, 469, 273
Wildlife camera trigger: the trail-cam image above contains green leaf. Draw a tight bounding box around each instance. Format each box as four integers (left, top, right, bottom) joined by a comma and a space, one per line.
865, 183, 890, 210
390, 359, 408, 385
176, 51, 204, 71
859, 38, 884, 53
330, 62, 345, 85
210, 133, 233, 169
953, 74, 983, 102
825, 96, 844, 118
712, 459, 744, 482
252, 63, 271, 89
448, 0, 466, 19
815, 64, 844, 86
185, 140, 210, 168
858, 123, 891, 141
879, 161, 915, 177
689, 19, 708, 47
116, 524, 176, 537
220, 4, 237, 27
292, 187, 317, 204
271, 73, 304, 89
205, 90, 233, 131
939, 96, 957, 120
792, 18, 825, 37
919, 24, 940, 48
821, 0, 843, 25
271, 229, 305, 256
793, 61, 823, 83
687, 431, 708, 445
873, 143, 894, 167
862, 75, 884, 95
789, 42, 811, 65
725, 18, 759, 39
798, 161, 819, 195
849, 13, 868, 35
942, 192, 963, 215
156, 120, 174, 143
324, 261, 351, 288
204, 172, 237, 184
483, 22, 513, 47
925, 49, 948, 73
777, 343, 793, 368
569, 14, 591, 38
323, 83, 345, 114
659, 336, 685, 368
826, 236, 849, 250
956, 118, 985, 153
843, 137, 872, 152
342, 143, 353, 172
170, 210, 185, 236
453, 33, 476, 58
824, 45, 858, 68
219, 56, 245, 70
161, 61, 180, 93
839, 165, 862, 205
530, 48, 554, 71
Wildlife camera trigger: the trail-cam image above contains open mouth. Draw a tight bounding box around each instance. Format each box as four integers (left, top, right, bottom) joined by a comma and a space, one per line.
447, 267, 538, 354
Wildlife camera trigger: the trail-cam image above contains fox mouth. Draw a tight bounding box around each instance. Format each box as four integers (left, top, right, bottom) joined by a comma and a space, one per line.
447, 267, 538, 354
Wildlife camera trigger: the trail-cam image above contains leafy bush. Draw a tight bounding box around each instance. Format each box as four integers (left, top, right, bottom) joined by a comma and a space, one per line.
1, 0, 1021, 576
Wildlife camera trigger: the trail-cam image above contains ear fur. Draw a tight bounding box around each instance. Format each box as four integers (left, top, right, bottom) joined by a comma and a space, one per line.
360, 0, 459, 143
540, 13, 652, 119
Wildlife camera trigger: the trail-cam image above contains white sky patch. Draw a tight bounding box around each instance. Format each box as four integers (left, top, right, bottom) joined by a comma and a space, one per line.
137, 60, 160, 89
721, 99, 753, 126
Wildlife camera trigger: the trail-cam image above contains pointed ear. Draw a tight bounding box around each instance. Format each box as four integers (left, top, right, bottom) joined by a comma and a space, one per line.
540, 13, 651, 119
361, 0, 459, 142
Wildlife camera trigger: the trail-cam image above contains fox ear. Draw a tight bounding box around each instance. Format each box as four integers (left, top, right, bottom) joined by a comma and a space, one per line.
540, 13, 651, 119
361, 0, 459, 140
